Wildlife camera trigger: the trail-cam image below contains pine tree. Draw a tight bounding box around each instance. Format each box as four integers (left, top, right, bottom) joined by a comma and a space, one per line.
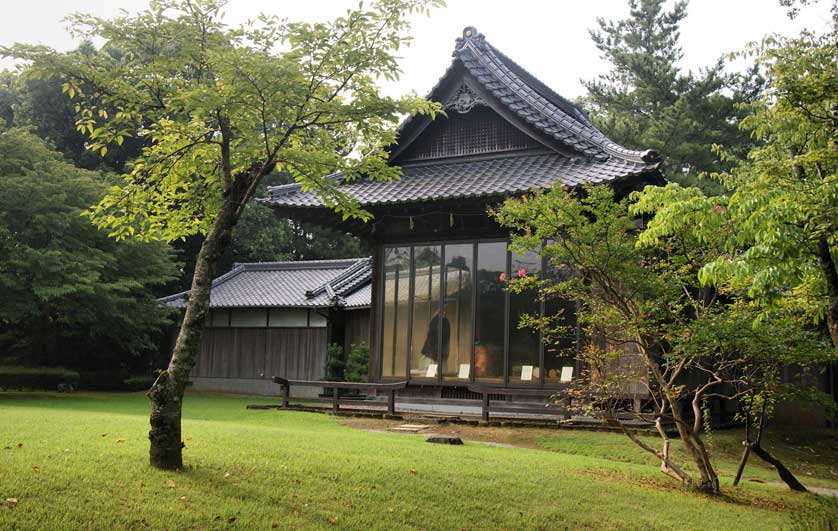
583, 0, 759, 190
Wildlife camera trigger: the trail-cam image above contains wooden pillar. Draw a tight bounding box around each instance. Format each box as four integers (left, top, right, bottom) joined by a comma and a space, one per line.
388, 389, 396, 416
332, 386, 339, 413
482, 392, 489, 422
282, 384, 290, 408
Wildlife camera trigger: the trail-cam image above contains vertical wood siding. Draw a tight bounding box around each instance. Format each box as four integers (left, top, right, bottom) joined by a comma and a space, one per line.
193, 327, 328, 381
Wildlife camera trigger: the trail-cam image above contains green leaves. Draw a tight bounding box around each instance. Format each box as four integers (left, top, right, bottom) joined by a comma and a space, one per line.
5, 0, 443, 242
0, 129, 178, 365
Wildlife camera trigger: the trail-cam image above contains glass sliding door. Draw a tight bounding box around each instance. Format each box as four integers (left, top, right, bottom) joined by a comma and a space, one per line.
381, 246, 410, 378
442, 243, 474, 381
474, 241, 506, 383
410, 245, 442, 379
544, 264, 578, 384
508, 249, 541, 385
379, 239, 563, 388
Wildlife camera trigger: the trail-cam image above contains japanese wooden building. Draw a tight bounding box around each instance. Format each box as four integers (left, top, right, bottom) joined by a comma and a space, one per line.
262, 27, 663, 400
161, 258, 371, 395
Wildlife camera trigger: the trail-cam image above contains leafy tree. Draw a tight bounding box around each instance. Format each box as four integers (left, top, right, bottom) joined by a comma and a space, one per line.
3, 0, 442, 469
634, 23, 838, 350
496, 184, 724, 493
497, 182, 831, 493
583, 0, 759, 190
0, 129, 177, 371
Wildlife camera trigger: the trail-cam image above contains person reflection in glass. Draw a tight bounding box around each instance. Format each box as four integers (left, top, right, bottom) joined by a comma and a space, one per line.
420, 310, 450, 372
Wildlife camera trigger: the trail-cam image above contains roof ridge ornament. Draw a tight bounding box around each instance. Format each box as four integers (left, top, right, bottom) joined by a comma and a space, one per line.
444, 83, 485, 113
454, 26, 484, 53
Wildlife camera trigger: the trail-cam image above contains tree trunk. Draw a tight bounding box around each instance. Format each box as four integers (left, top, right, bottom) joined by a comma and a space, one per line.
147, 196, 241, 470
669, 398, 720, 493
750, 444, 808, 492
816, 237, 838, 349
732, 445, 751, 487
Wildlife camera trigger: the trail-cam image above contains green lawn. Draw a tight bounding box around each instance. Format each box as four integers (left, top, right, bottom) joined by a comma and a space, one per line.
0, 392, 834, 530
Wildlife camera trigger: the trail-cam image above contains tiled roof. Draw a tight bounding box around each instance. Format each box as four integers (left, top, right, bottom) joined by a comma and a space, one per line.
160, 258, 372, 309
263, 27, 659, 211
263, 151, 652, 208
454, 28, 654, 163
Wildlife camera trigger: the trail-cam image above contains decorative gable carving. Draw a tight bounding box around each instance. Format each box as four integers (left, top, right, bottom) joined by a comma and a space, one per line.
444, 84, 485, 114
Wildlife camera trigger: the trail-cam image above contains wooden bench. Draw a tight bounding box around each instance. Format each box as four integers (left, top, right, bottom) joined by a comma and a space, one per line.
273, 377, 408, 416
467, 386, 570, 421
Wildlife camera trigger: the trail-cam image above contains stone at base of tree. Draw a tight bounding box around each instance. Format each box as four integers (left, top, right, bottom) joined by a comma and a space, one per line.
426, 436, 463, 445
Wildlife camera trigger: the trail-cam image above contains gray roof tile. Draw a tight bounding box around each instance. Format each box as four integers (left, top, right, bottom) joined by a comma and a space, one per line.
264, 151, 652, 208
160, 258, 371, 309
262, 27, 659, 212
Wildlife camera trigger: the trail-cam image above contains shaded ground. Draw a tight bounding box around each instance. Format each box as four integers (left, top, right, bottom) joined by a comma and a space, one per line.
339, 415, 838, 491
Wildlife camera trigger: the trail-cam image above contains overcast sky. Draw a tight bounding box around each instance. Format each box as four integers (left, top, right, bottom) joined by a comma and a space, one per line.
1, 0, 834, 100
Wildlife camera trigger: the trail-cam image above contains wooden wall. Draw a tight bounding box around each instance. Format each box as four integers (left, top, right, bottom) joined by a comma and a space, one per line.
193, 327, 328, 381
343, 309, 371, 351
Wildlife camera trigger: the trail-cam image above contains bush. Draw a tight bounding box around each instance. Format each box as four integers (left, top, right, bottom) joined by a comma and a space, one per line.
78, 370, 130, 391
0, 366, 80, 391
324, 343, 346, 381
123, 375, 157, 391
345, 343, 370, 383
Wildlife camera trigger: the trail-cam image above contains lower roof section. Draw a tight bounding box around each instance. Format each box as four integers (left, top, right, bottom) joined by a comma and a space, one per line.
160, 258, 372, 310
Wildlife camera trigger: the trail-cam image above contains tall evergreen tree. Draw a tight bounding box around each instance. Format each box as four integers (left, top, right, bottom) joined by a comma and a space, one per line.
583, 0, 759, 189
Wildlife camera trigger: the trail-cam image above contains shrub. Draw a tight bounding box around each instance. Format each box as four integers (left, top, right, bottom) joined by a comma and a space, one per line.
324, 343, 346, 381
0, 366, 80, 391
345, 343, 370, 383
78, 370, 130, 391
123, 375, 157, 391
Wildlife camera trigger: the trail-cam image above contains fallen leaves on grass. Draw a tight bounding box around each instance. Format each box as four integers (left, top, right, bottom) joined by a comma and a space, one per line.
224, 472, 231, 478
408, 469, 417, 475
327, 516, 338, 524
31, 466, 40, 473
5, 498, 18, 508
292, 510, 300, 518
115, 438, 126, 443
16, 443, 22, 448
166, 479, 176, 488
272, 524, 279, 528
227, 517, 236, 524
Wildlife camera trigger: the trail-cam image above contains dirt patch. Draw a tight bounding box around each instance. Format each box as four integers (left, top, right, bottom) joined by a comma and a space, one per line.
338, 416, 560, 450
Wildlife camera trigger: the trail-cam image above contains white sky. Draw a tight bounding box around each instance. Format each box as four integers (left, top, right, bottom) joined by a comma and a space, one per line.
1, 0, 834, 100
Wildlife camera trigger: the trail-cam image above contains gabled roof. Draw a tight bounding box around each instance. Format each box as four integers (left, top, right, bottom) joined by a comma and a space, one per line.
160, 258, 372, 310
263, 27, 660, 211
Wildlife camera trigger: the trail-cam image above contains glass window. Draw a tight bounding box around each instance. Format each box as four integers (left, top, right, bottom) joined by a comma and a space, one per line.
381, 247, 410, 378
411, 246, 442, 379
474, 242, 506, 382
544, 265, 577, 384
508, 249, 541, 384
442, 243, 474, 381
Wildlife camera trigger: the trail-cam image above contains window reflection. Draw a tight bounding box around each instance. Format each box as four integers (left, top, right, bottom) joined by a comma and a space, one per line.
508, 249, 541, 384
474, 242, 506, 382
380, 240, 576, 387
442, 244, 473, 380
381, 247, 410, 378
411, 246, 442, 378
544, 265, 578, 384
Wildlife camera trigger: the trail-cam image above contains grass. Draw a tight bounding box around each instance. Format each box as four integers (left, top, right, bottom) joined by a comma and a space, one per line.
535, 426, 838, 489
0, 392, 834, 530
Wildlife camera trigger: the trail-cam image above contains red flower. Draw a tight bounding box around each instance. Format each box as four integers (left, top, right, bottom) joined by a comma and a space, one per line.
499, 272, 507, 282
682, 332, 691, 338
517, 268, 527, 278
714, 205, 723, 213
